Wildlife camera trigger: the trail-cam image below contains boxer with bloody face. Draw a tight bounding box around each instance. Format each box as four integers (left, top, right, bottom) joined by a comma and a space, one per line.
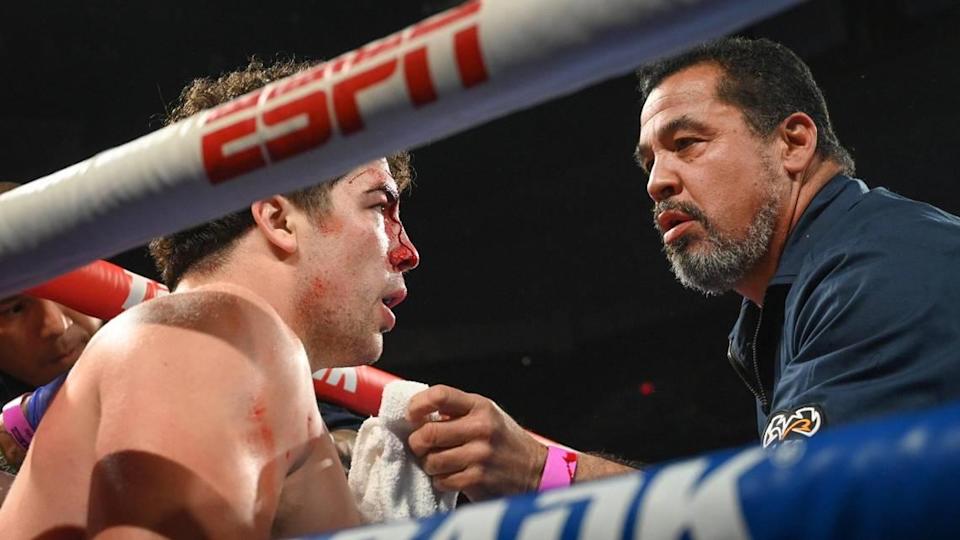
0, 62, 419, 537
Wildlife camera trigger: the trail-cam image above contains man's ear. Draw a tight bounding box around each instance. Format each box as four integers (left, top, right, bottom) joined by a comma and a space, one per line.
251, 196, 298, 255
778, 112, 818, 177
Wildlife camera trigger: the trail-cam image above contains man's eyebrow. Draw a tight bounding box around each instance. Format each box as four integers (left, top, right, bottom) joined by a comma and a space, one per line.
635, 114, 710, 173
366, 183, 399, 201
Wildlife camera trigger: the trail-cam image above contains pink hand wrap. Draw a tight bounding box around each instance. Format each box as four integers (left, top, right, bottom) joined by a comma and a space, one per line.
3, 394, 35, 450
538, 445, 578, 491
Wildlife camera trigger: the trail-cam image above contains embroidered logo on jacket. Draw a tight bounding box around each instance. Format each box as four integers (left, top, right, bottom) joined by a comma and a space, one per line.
762, 405, 825, 448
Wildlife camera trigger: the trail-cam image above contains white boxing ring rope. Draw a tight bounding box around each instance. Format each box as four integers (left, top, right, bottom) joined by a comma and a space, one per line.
0, 0, 800, 298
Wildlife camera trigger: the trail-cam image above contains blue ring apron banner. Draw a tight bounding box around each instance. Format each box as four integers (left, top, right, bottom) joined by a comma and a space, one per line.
305, 400, 960, 539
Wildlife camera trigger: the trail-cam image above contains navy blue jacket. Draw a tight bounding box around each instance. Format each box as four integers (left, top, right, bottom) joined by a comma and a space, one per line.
727, 175, 960, 446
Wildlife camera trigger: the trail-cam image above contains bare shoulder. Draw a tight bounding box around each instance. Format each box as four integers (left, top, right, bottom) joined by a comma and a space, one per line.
89, 286, 302, 373
84, 284, 317, 454
66, 288, 320, 536
83, 286, 312, 422
131, 287, 293, 354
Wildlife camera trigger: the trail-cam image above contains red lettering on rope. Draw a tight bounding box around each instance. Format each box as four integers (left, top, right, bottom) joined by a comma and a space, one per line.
333, 60, 398, 135
454, 26, 488, 88
202, 118, 265, 184
201, 0, 487, 184
330, 57, 349, 74
262, 90, 332, 162
403, 47, 438, 107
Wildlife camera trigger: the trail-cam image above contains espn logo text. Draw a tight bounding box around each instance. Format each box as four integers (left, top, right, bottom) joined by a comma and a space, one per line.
200, 0, 486, 184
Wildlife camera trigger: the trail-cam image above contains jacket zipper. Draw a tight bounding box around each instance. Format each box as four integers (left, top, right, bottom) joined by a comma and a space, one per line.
728, 343, 762, 402
726, 307, 770, 410
751, 308, 769, 409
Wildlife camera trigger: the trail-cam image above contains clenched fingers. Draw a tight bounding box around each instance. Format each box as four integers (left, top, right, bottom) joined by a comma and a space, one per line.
406, 385, 478, 425
407, 410, 497, 457
419, 440, 493, 477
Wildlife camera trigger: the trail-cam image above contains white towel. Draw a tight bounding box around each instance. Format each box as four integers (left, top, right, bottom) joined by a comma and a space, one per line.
348, 380, 458, 522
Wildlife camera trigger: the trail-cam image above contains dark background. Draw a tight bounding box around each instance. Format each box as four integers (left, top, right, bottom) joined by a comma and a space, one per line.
2, 0, 958, 463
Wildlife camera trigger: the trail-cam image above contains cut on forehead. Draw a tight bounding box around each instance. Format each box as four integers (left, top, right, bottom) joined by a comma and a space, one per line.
334, 153, 411, 198
345, 161, 397, 190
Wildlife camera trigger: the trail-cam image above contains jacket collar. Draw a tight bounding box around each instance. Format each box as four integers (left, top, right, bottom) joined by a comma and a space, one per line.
768, 174, 868, 286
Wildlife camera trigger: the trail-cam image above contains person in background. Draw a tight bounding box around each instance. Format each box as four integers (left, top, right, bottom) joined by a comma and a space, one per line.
0, 182, 102, 487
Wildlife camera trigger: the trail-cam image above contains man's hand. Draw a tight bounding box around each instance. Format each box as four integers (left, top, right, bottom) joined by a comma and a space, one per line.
406, 385, 547, 501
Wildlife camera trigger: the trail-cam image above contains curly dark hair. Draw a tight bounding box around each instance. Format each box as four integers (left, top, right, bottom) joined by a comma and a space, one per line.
636, 37, 854, 175
149, 59, 411, 289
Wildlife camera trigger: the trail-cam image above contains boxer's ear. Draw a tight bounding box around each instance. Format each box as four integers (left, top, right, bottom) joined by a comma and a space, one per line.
251, 196, 298, 255
778, 112, 818, 178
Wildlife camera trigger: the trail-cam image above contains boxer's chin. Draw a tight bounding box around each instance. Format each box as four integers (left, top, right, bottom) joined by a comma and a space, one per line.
321, 334, 383, 368
361, 334, 384, 366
